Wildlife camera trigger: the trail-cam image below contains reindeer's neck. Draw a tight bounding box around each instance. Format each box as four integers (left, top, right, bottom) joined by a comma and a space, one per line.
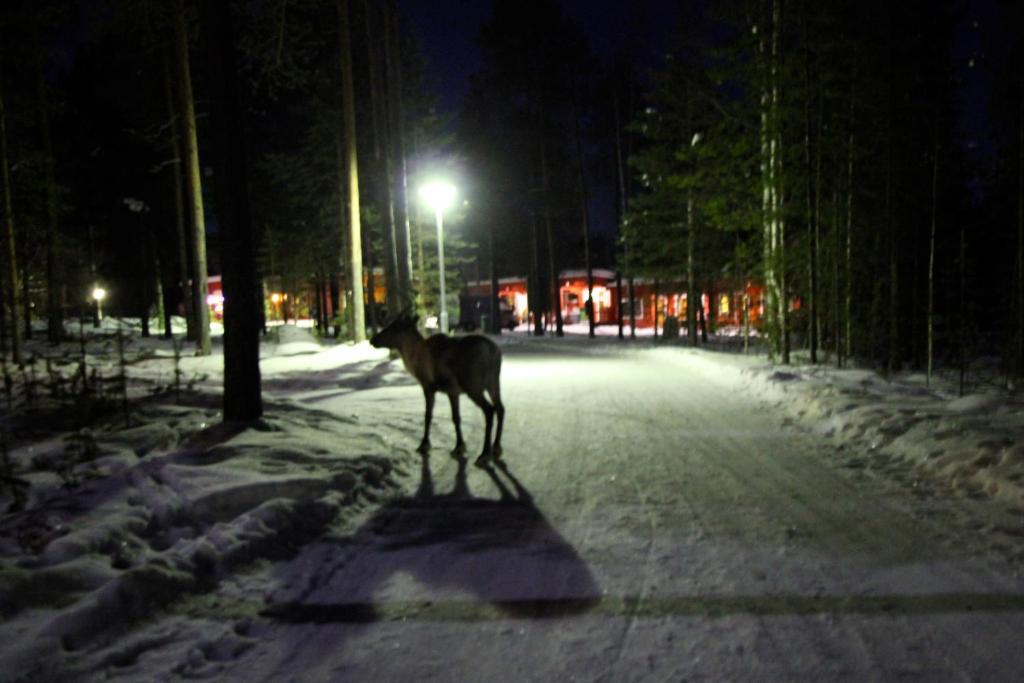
396, 331, 430, 380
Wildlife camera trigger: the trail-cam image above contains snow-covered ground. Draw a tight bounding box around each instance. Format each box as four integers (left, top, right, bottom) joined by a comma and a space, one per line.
2, 321, 1024, 681
737, 357, 1024, 510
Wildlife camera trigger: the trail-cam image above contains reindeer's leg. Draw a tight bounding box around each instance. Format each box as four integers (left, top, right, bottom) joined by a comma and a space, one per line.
418, 387, 435, 454
488, 381, 505, 460
466, 389, 495, 466
448, 392, 466, 457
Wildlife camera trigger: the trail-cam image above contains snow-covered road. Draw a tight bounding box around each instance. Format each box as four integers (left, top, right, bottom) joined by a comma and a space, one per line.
221, 343, 1024, 681
9, 335, 1024, 681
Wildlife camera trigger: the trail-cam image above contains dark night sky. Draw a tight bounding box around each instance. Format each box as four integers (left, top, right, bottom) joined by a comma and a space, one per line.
955, 0, 998, 162
397, 1, 681, 243
398, 0, 680, 116
401, 0, 997, 153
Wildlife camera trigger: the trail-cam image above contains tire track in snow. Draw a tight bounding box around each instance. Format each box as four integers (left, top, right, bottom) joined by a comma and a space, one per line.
500, 347, 1024, 681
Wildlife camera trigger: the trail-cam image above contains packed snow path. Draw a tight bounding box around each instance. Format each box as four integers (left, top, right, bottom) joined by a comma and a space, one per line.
22, 339, 1024, 681
226, 343, 1024, 681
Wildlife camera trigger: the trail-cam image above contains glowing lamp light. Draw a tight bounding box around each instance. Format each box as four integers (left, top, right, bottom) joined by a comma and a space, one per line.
419, 180, 457, 333
91, 286, 107, 326
419, 181, 456, 212
270, 292, 282, 304
206, 293, 224, 307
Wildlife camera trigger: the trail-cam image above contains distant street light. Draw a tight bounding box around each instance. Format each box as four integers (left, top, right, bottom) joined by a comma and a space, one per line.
419, 181, 456, 333
92, 286, 107, 324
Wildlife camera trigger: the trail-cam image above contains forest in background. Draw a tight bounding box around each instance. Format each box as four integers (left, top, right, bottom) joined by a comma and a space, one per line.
0, 0, 1022, 399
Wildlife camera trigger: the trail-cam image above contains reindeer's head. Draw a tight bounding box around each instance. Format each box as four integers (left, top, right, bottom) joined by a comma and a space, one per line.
370, 312, 419, 350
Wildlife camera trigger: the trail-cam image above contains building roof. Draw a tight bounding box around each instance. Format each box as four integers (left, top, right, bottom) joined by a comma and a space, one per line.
466, 268, 620, 288
559, 268, 617, 281
465, 276, 529, 287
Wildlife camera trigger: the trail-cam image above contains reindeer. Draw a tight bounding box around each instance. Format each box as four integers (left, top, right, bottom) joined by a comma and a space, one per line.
370, 313, 505, 465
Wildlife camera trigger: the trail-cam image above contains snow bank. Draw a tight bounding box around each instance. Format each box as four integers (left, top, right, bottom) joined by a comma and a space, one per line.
735, 360, 1024, 509
0, 394, 412, 679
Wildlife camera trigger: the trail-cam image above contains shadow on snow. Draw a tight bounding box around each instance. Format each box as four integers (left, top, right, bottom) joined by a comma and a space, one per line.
263, 456, 602, 623
260, 359, 417, 402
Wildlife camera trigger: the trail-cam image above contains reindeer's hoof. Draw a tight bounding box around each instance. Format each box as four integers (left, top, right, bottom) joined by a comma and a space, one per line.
416, 440, 431, 455
474, 453, 493, 468
451, 443, 466, 458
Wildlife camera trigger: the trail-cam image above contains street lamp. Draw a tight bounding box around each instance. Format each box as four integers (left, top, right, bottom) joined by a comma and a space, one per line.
419, 180, 456, 333
92, 286, 107, 324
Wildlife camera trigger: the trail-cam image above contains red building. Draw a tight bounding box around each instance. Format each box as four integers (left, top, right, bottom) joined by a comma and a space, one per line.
209, 269, 390, 325
466, 269, 618, 326
206, 275, 224, 321
618, 278, 765, 330
466, 270, 764, 330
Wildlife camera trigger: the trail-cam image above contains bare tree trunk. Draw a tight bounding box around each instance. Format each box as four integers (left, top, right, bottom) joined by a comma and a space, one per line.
544, 195, 562, 337
0, 65, 21, 363
687, 195, 697, 346
613, 87, 627, 341
571, 84, 595, 338
1016, 86, 1024, 380
622, 277, 633, 338
37, 58, 61, 343
530, 210, 543, 336
414, 196, 427, 314
541, 140, 563, 337
328, 273, 340, 336
958, 215, 967, 396
708, 283, 718, 335
199, 0, 263, 419
384, 0, 413, 311
334, 134, 353, 338
140, 212, 157, 339
885, 108, 899, 375
735, 233, 750, 354
887, 153, 898, 374
653, 278, 660, 340
0, 255, 5, 356
158, 248, 172, 339
174, 0, 211, 355
615, 270, 623, 339
760, 22, 774, 359
338, 0, 366, 342
0, 244, 5, 356
318, 276, 329, 333
844, 105, 855, 364
488, 222, 500, 335
813, 89, 823, 362
20, 242, 30, 340
363, 0, 398, 318
163, 49, 194, 340
624, 82, 637, 340
927, 141, 938, 386
699, 285, 709, 344
802, 7, 817, 363
759, 1, 785, 362
832, 189, 841, 366
365, 232, 378, 332
772, 0, 788, 364
743, 289, 751, 353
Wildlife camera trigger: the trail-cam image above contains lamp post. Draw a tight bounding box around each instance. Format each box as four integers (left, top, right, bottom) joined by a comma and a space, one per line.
92, 286, 107, 324
419, 181, 456, 333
